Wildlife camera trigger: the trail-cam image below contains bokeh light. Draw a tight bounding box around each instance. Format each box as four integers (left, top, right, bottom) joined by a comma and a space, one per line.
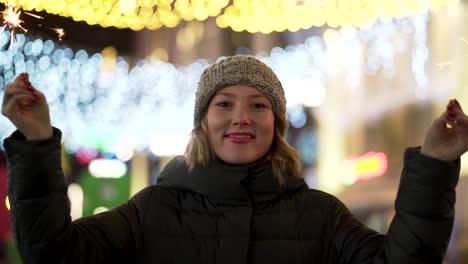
93, 206, 109, 215
0, 14, 436, 154
89, 159, 127, 178
0, 0, 457, 32
68, 183, 83, 220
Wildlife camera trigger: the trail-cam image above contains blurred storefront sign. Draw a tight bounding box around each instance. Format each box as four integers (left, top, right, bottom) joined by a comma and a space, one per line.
341, 152, 388, 186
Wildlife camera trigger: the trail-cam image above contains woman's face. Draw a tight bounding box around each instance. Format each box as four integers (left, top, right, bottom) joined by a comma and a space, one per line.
205, 85, 275, 164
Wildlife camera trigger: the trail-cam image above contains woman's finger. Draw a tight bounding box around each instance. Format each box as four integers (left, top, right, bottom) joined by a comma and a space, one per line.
445, 99, 466, 128
452, 112, 468, 130
7, 73, 30, 88
433, 111, 448, 130
3, 84, 36, 103
2, 92, 38, 116
16, 72, 29, 82
4, 82, 34, 94
447, 99, 465, 118
5, 78, 32, 93
454, 99, 463, 111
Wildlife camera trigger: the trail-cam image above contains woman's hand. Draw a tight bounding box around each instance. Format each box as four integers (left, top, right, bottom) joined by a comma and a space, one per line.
421, 99, 468, 161
1, 73, 53, 140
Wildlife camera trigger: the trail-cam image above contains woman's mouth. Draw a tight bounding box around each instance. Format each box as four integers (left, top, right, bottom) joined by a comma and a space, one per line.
224, 132, 254, 144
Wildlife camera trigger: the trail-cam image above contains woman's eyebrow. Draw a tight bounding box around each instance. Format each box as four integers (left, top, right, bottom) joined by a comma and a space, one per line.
248, 94, 267, 99
215, 92, 235, 98
215, 93, 266, 98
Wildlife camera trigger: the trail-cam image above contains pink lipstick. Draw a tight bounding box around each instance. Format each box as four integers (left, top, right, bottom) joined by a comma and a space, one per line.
225, 132, 254, 144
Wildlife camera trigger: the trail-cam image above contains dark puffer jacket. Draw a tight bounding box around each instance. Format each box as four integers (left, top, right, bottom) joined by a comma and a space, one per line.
4, 128, 460, 263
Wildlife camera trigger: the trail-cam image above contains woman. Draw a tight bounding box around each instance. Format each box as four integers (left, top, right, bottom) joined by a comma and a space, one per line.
2, 55, 467, 263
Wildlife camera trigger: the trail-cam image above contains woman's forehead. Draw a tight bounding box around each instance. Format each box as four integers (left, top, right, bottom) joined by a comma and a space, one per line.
214, 85, 268, 98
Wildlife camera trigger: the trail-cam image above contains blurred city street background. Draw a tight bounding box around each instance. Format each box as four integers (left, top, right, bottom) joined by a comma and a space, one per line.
1, 0, 468, 263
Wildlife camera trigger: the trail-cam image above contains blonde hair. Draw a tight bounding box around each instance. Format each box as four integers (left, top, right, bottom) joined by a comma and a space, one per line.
185, 112, 302, 185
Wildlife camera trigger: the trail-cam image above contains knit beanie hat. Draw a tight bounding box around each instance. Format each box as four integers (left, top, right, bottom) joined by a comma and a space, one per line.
194, 55, 286, 129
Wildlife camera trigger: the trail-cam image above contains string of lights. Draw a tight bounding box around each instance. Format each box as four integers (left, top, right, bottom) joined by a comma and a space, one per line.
0, 0, 457, 32
0, 14, 432, 155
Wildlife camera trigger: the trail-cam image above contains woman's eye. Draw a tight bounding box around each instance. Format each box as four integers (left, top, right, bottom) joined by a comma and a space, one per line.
215, 101, 230, 107
252, 103, 267, 109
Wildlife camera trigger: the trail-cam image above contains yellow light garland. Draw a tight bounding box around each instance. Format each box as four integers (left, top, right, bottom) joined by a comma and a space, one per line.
0, 0, 459, 32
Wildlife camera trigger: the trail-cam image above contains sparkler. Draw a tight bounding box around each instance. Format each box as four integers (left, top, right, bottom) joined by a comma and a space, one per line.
0, 4, 26, 49
434, 61, 452, 69
50, 27, 65, 41
432, 37, 468, 69
460, 37, 468, 46
0, 4, 65, 49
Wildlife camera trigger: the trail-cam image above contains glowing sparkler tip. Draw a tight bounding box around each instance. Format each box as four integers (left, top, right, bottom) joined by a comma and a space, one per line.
433, 61, 452, 69
1, 4, 26, 49
460, 37, 468, 46
1, 4, 65, 48
1, 5, 24, 30
53, 28, 65, 41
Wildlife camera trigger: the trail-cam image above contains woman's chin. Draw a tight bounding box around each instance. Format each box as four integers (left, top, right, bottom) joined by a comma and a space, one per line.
217, 155, 258, 165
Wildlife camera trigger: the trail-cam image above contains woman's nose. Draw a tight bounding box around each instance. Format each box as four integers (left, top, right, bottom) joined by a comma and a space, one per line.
231, 106, 250, 126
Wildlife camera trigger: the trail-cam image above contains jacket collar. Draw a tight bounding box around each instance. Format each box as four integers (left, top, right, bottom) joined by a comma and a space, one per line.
156, 156, 308, 206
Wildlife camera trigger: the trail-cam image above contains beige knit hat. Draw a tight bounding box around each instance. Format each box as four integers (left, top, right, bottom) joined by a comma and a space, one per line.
194, 55, 286, 129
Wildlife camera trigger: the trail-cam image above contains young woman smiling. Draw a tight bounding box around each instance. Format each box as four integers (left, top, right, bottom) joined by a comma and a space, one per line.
2, 55, 467, 263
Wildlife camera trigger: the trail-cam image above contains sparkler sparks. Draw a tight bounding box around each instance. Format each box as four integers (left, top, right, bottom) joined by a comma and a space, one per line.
23, 11, 43, 20
460, 37, 468, 46
0, 4, 64, 49
0, 5, 26, 49
434, 61, 452, 69
50, 27, 65, 41
433, 37, 468, 69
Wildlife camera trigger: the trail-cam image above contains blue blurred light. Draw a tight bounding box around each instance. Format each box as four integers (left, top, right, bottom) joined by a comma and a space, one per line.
64, 48, 74, 59
288, 105, 307, 128
0, 31, 9, 48
15, 34, 26, 47
31, 39, 43, 56
4, 71, 14, 82
23, 41, 33, 56
0, 14, 432, 153
75, 49, 89, 64
43, 40, 55, 55
236, 46, 251, 55
52, 49, 64, 64
38, 56, 51, 71
25, 60, 35, 73
59, 57, 71, 72
296, 128, 317, 165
